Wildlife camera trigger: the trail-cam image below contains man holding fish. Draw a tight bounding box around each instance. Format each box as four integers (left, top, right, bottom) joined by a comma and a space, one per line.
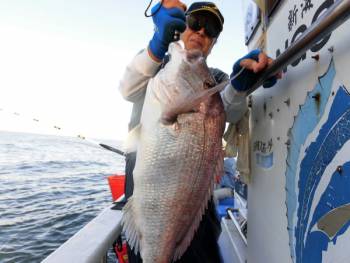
118, 1, 281, 262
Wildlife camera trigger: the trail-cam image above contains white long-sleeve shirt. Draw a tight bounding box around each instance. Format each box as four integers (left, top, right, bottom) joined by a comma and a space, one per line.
119, 49, 248, 129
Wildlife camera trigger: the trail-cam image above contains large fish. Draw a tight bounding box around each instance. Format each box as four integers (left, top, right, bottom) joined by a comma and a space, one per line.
122, 42, 226, 263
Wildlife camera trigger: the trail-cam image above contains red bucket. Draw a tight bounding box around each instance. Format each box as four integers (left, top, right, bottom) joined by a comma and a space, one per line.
108, 174, 125, 201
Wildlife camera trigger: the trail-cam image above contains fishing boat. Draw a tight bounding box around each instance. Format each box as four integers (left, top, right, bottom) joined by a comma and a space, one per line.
43, 0, 350, 262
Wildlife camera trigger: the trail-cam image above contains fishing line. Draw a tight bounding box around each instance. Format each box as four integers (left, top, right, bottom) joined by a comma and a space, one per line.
143, 1, 245, 84
144, 0, 164, 17
229, 67, 245, 82
0, 108, 63, 131
0, 59, 249, 157
0, 107, 125, 156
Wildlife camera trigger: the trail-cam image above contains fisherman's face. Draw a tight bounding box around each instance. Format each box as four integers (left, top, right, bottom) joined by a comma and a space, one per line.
181, 13, 220, 57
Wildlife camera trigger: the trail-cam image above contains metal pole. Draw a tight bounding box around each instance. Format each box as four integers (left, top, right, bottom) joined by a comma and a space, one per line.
248, 0, 350, 94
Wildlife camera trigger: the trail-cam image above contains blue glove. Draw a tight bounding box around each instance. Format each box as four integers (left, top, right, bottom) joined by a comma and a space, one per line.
230, 49, 277, 92
149, 3, 186, 60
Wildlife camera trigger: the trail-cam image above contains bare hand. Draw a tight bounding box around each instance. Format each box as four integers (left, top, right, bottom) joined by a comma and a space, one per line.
162, 0, 187, 11
240, 52, 282, 79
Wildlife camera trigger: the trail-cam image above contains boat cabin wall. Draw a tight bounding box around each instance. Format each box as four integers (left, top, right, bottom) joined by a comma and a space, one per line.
241, 0, 350, 262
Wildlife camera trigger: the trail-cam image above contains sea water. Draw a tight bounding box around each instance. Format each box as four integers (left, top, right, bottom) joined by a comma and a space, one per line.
0, 131, 125, 263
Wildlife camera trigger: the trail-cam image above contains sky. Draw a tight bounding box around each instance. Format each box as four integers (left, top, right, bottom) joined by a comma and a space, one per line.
0, 0, 247, 141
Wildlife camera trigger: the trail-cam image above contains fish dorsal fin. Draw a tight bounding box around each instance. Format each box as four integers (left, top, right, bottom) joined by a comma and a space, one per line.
123, 124, 141, 153
121, 197, 141, 254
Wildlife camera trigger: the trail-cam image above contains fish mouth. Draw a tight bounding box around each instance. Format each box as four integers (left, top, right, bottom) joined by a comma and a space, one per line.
186, 49, 203, 61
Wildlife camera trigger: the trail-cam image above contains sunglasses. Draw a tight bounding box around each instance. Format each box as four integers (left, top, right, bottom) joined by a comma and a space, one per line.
186, 14, 221, 38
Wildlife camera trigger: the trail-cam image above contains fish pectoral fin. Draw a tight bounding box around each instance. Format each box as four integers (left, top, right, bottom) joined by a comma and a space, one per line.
121, 197, 141, 253
123, 124, 141, 153
160, 81, 228, 125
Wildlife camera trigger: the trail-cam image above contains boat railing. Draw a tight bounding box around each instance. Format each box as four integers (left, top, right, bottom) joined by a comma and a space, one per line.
248, 0, 350, 95
42, 205, 123, 263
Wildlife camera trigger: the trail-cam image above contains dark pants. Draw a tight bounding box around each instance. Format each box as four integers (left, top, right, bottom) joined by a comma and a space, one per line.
124, 152, 137, 201
124, 152, 223, 263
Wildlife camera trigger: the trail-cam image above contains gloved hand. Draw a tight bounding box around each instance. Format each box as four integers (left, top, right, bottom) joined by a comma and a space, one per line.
230, 49, 278, 92
149, 2, 186, 61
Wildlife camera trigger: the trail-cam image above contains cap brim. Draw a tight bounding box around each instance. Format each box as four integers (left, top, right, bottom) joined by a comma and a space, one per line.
187, 9, 223, 31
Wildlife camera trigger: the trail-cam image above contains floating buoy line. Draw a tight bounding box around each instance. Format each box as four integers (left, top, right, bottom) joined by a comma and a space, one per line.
0, 107, 125, 156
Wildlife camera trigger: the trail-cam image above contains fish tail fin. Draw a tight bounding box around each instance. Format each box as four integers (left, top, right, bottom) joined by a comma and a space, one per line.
161, 81, 228, 125
121, 197, 141, 253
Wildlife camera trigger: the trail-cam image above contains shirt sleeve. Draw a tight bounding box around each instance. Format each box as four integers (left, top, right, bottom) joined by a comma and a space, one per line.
118, 49, 161, 103
211, 68, 248, 124
220, 83, 248, 124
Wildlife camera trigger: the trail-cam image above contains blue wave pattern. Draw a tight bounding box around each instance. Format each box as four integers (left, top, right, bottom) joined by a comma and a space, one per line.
304, 161, 350, 262
295, 85, 350, 262
286, 60, 335, 260
0, 131, 125, 263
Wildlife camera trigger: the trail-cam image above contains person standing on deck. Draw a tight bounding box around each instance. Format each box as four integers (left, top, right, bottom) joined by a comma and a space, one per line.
118, 1, 281, 262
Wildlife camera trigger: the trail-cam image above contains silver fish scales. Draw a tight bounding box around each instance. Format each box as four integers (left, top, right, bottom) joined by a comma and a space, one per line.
122, 42, 226, 263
